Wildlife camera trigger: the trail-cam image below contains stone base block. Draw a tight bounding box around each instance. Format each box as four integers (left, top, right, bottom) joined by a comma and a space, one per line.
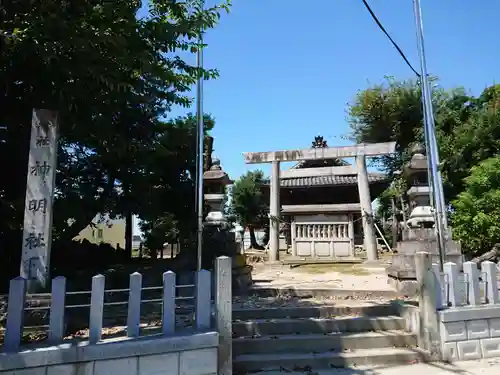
396, 239, 461, 255
389, 252, 463, 278
481, 337, 500, 358
442, 342, 459, 362
457, 340, 482, 360
387, 277, 419, 296
402, 228, 452, 241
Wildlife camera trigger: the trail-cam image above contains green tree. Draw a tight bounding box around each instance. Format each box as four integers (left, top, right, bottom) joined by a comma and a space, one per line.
348, 78, 425, 175
0, 0, 230, 282
452, 157, 500, 256
439, 86, 500, 200
348, 78, 500, 255
347, 78, 500, 200
347, 77, 478, 217
138, 113, 215, 255
230, 170, 268, 249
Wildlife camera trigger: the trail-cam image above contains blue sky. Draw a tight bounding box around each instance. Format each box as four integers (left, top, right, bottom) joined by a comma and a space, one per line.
134, 0, 500, 234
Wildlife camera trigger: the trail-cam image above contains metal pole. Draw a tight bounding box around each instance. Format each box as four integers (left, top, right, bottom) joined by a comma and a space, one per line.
194, 78, 200, 217
413, 0, 447, 270
414, 17, 447, 230
417, 80, 435, 209
195, 31, 205, 272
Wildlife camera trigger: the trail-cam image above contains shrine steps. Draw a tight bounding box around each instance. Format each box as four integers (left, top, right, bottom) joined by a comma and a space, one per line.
233, 330, 417, 355
232, 315, 408, 337
232, 303, 428, 371
246, 287, 401, 300
233, 347, 428, 371
232, 303, 402, 321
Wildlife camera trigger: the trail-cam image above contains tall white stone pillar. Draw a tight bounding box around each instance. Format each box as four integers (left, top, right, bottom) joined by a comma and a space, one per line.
269, 161, 280, 262
21, 109, 58, 292
356, 154, 378, 261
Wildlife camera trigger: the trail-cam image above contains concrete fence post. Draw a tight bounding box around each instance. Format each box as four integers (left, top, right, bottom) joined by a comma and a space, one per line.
196, 269, 212, 330
431, 263, 443, 309
127, 272, 142, 338
463, 261, 480, 306
215, 256, 232, 375
443, 262, 460, 307
49, 276, 66, 344
415, 252, 440, 358
482, 261, 499, 305
89, 274, 105, 344
4, 277, 26, 352
162, 271, 176, 335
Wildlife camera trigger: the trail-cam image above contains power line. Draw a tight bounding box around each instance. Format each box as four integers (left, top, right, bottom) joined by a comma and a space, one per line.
360, 0, 421, 77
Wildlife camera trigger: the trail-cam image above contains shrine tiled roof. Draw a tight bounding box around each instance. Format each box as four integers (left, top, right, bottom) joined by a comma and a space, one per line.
279, 173, 388, 188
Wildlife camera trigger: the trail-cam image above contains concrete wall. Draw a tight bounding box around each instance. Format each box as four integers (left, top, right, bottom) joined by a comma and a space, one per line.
0, 332, 218, 375
440, 306, 500, 361
74, 218, 126, 249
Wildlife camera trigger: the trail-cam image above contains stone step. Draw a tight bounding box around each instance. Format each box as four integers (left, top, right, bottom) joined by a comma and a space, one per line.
233, 330, 416, 355
232, 316, 406, 337
248, 287, 401, 300
233, 347, 429, 372
233, 303, 399, 321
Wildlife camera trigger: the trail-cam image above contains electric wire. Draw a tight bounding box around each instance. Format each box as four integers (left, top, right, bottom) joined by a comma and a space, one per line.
360, 0, 421, 77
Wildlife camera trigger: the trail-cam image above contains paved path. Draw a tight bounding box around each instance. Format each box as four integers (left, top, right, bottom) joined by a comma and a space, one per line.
256, 359, 500, 375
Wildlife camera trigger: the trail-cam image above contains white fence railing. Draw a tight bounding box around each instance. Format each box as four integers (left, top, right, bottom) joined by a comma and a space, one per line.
2, 256, 232, 353
294, 223, 349, 240
433, 260, 500, 309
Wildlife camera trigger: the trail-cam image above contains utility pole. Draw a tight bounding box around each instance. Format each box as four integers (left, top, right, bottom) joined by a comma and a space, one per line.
413, 0, 447, 270
195, 1, 205, 272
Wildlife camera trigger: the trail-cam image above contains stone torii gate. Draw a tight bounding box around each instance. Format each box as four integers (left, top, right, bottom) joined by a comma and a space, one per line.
243, 142, 396, 262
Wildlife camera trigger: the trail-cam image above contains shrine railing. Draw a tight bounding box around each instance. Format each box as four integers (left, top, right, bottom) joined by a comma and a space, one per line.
417, 255, 500, 361
1, 256, 232, 352
432, 260, 499, 308
294, 223, 350, 240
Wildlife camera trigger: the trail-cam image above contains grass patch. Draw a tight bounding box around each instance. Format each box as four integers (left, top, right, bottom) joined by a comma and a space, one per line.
293, 263, 371, 276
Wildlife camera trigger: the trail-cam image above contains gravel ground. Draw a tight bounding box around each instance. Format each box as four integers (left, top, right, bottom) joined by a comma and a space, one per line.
250, 263, 393, 291
232, 263, 409, 309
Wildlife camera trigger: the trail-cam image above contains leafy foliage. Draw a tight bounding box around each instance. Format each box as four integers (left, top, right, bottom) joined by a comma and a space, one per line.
0, 0, 230, 282
229, 170, 268, 249
348, 77, 474, 178
138, 113, 215, 254
452, 157, 500, 256
374, 176, 407, 220
348, 77, 500, 254
348, 77, 424, 175
439, 89, 500, 200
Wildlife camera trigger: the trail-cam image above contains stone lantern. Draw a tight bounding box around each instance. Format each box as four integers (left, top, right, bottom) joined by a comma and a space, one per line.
203, 158, 232, 227
387, 144, 463, 295
404, 144, 435, 229
202, 158, 252, 292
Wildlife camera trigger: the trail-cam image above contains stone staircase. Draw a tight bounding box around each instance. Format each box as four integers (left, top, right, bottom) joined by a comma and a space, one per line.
233, 302, 428, 372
